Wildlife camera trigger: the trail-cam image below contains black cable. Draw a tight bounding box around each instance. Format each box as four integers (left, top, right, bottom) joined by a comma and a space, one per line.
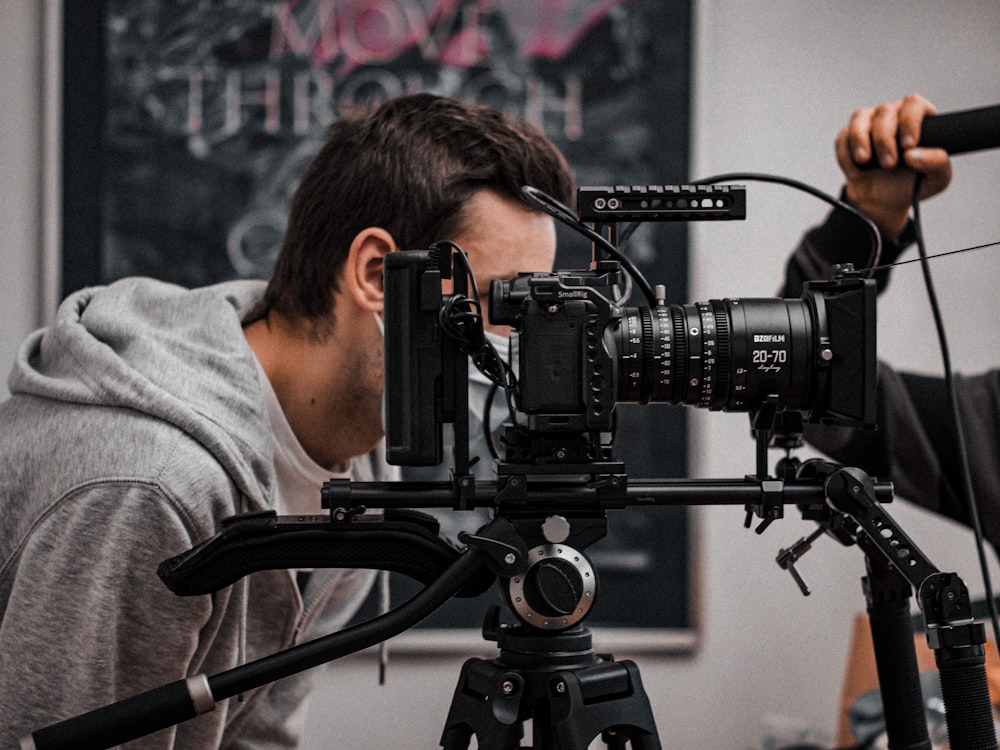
910, 176, 1000, 648
520, 185, 658, 305
483, 381, 501, 461
866, 239, 1000, 275
693, 171, 883, 275
430, 241, 522, 433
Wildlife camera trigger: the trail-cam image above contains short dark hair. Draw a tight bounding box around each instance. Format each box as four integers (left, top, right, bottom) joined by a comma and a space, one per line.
263, 93, 575, 327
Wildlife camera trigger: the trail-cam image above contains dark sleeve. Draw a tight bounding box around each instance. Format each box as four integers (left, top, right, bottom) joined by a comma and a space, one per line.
803, 366, 1000, 550
783, 202, 1000, 549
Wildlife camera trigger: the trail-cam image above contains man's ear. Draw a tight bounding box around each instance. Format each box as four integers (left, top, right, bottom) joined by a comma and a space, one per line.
344, 227, 396, 313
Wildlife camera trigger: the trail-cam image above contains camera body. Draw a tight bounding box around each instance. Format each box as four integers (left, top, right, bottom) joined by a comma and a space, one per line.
384, 185, 877, 469
489, 262, 625, 436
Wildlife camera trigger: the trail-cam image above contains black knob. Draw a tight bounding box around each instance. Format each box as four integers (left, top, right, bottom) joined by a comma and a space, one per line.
524, 558, 584, 616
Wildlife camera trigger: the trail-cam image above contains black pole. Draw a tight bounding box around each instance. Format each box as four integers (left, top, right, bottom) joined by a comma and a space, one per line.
862, 552, 932, 750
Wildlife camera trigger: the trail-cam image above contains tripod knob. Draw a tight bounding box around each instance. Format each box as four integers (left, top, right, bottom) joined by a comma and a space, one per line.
507, 544, 596, 630
529, 558, 583, 615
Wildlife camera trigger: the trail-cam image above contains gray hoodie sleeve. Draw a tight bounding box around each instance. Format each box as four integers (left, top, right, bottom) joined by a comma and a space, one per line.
0, 481, 237, 748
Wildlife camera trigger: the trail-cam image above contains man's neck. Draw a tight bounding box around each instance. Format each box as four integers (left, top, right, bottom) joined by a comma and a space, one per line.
244, 309, 378, 469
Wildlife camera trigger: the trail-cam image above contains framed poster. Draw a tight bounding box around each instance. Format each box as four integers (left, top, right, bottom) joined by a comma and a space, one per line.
63, 0, 696, 652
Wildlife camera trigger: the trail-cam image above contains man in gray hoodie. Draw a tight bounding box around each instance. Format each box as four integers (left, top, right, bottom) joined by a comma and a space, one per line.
0, 94, 574, 748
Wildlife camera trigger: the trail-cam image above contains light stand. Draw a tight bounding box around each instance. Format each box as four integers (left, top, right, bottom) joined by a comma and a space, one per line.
780, 456, 997, 750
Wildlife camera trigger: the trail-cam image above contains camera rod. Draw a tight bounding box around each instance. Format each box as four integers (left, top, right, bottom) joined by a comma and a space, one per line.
825, 467, 997, 750
316, 474, 894, 512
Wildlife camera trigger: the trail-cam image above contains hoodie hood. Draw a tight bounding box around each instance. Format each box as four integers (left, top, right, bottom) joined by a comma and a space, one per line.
9, 277, 274, 504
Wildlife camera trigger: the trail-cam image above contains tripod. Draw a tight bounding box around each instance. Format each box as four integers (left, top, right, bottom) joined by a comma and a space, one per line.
440, 619, 660, 750
434, 494, 660, 750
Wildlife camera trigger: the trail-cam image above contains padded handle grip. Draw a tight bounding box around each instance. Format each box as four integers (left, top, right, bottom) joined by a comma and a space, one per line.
26, 676, 212, 750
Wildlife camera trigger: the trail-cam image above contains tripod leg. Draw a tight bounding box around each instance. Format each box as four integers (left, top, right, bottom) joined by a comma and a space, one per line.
548, 660, 661, 750
440, 725, 474, 750
440, 658, 526, 750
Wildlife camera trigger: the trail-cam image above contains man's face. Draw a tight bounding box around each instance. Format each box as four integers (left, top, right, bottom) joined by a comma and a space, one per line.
447, 188, 557, 337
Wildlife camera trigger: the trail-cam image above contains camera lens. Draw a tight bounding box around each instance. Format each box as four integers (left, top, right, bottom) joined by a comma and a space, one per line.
614, 298, 818, 413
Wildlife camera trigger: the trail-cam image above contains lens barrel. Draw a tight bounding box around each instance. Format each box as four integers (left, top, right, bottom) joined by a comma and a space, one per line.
614, 298, 821, 414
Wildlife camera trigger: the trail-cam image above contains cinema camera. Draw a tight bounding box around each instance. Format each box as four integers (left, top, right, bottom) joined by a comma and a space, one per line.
385, 184, 876, 475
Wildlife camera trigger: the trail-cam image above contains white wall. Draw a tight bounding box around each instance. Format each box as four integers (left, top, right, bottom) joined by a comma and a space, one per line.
4, 2, 999, 748
0, 1, 48, 399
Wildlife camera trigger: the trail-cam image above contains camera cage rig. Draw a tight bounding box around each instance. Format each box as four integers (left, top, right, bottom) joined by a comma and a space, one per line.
24, 185, 998, 750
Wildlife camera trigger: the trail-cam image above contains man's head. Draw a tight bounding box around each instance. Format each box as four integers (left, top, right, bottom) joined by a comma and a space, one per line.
264, 94, 575, 334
